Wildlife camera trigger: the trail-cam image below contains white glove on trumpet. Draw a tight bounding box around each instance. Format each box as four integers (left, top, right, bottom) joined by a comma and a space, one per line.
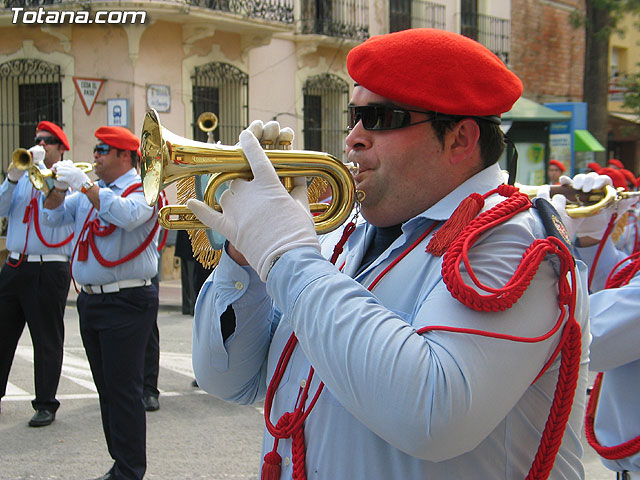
187, 125, 320, 282
28, 145, 46, 166
51, 159, 76, 191
54, 161, 91, 192
536, 172, 616, 243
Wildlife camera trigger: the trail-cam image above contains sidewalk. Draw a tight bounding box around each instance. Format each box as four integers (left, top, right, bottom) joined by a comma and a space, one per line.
66, 278, 184, 312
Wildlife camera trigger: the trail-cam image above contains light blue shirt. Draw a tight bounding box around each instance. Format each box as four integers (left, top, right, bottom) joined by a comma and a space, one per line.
578, 238, 640, 473
0, 173, 73, 256
193, 163, 591, 479
42, 168, 158, 285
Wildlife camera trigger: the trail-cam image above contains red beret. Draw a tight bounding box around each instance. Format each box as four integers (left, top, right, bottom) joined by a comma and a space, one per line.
548, 159, 566, 172
346, 28, 523, 117
599, 167, 628, 190
95, 126, 140, 152
620, 168, 637, 187
36, 121, 70, 150
587, 162, 601, 173
608, 159, 624, 169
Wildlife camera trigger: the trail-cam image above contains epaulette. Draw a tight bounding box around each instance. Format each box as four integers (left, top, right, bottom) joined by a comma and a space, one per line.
532, 197, 573, 251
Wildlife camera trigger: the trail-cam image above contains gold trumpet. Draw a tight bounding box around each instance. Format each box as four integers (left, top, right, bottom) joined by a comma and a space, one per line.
140, 108, 356, 234
197, 112, 218, 143
11, 148, 93, 195
517, 183, 640, 217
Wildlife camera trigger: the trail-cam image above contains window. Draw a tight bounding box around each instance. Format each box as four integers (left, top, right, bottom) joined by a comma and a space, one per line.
302, 73, 349, 161
191, 62, 248, 144
0, 58, 62, 177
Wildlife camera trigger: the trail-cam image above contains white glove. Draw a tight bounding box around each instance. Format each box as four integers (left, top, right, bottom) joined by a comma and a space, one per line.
246, 120, 295, 149
51, 159, 74, 191
187, 129, 319, 281
6, 165, 24, 183
55, 162, 90, 192
570, 172, 612, 192
28, 145, 46, 166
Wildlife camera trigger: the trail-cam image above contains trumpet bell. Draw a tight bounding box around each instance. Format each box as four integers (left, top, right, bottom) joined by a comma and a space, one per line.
197, 112, 218, 133
10, 146, 94, 194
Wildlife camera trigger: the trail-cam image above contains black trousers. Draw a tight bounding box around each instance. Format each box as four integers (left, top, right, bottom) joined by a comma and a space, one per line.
0, 260, 70, 412
78, 284, 158, 480
143, 275, 160, 398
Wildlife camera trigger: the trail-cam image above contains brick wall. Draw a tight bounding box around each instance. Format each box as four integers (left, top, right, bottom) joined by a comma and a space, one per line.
510, 0, 585, 103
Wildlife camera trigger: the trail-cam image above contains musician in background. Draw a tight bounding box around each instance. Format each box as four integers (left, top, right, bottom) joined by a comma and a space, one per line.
43, 126, 158, 480
547, 159, 565, 185
543, 171, 640, 480
188, 29, 590, 479
0, 121, 72, 427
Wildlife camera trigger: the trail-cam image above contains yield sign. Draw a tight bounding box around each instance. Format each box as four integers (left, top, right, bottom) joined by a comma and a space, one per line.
73, 77, 104, 115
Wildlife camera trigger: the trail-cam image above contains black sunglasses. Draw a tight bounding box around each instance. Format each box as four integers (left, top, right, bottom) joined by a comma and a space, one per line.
347, 105, 445, 131
93, 144, 111, 155
34, 136, 60, 145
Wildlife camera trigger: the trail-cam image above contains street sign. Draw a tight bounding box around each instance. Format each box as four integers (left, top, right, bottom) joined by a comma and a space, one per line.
73, 77, 104, 115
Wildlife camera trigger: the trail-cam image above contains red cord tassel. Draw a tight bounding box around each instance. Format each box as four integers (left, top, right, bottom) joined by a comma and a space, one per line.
78, 239, 89, 261
426, 193, 484, 256
261, 450, 282, 480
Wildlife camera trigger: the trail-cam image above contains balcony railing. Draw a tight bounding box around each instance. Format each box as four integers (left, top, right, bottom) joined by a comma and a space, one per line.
300, 0, 369, 41
389, 0, 445, 33
4, 0, 65, 6
459, 12, 510, 65
187, 0, 293, 23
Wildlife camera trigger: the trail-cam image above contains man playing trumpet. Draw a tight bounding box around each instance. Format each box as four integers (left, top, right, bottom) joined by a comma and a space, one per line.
0, 121, 73, 427
188, 29, 591, 479
43, 125, 159, 480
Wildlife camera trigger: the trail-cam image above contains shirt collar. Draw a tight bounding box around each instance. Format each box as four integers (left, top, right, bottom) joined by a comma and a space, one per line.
98, 168, 138, 188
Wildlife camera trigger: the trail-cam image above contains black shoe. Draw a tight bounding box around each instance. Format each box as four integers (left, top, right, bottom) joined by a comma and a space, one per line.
28, 409, 55, 427
143, 394, 159, 412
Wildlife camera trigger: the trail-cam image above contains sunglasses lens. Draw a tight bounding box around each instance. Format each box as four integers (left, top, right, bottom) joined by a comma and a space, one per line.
348, 106, 410, 130
34, 136, 59, 145
93, 144, 110, 155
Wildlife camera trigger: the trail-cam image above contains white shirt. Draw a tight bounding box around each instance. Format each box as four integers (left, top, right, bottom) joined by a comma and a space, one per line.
193, 163, 591, 479
42, 168, 158, 285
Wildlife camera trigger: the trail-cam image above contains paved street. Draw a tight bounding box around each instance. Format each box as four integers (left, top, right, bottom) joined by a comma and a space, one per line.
0, 280, 614, 479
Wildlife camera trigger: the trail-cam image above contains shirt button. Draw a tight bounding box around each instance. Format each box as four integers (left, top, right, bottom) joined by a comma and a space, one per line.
234, 281, 243, 290
284, 457, 291, 466
300, 379, 307, 388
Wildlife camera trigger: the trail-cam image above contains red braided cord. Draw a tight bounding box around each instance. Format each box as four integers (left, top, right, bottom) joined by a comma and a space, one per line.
585, 372, 640, 459
605, 250, 640, 289
587, 214, 618, 290
7, 190, 74, 268
430, 185, 582, 480
28, 195, 74, 248
75, 183, 159, 268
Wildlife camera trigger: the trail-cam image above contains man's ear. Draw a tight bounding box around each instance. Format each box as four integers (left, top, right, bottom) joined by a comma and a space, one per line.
449, 118, 480, 165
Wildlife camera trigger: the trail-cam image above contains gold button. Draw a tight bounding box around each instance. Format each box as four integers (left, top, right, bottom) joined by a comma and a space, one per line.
234, 281, 243, 290
300, 379, 307, 388
284, 457, 291, 466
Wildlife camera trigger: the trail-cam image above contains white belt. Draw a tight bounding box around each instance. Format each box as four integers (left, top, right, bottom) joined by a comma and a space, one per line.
9, 252, 69, 263
82, 278, 152, 294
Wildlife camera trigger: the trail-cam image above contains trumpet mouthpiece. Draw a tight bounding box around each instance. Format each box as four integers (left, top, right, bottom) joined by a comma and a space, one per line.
345, 162, 359, 176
